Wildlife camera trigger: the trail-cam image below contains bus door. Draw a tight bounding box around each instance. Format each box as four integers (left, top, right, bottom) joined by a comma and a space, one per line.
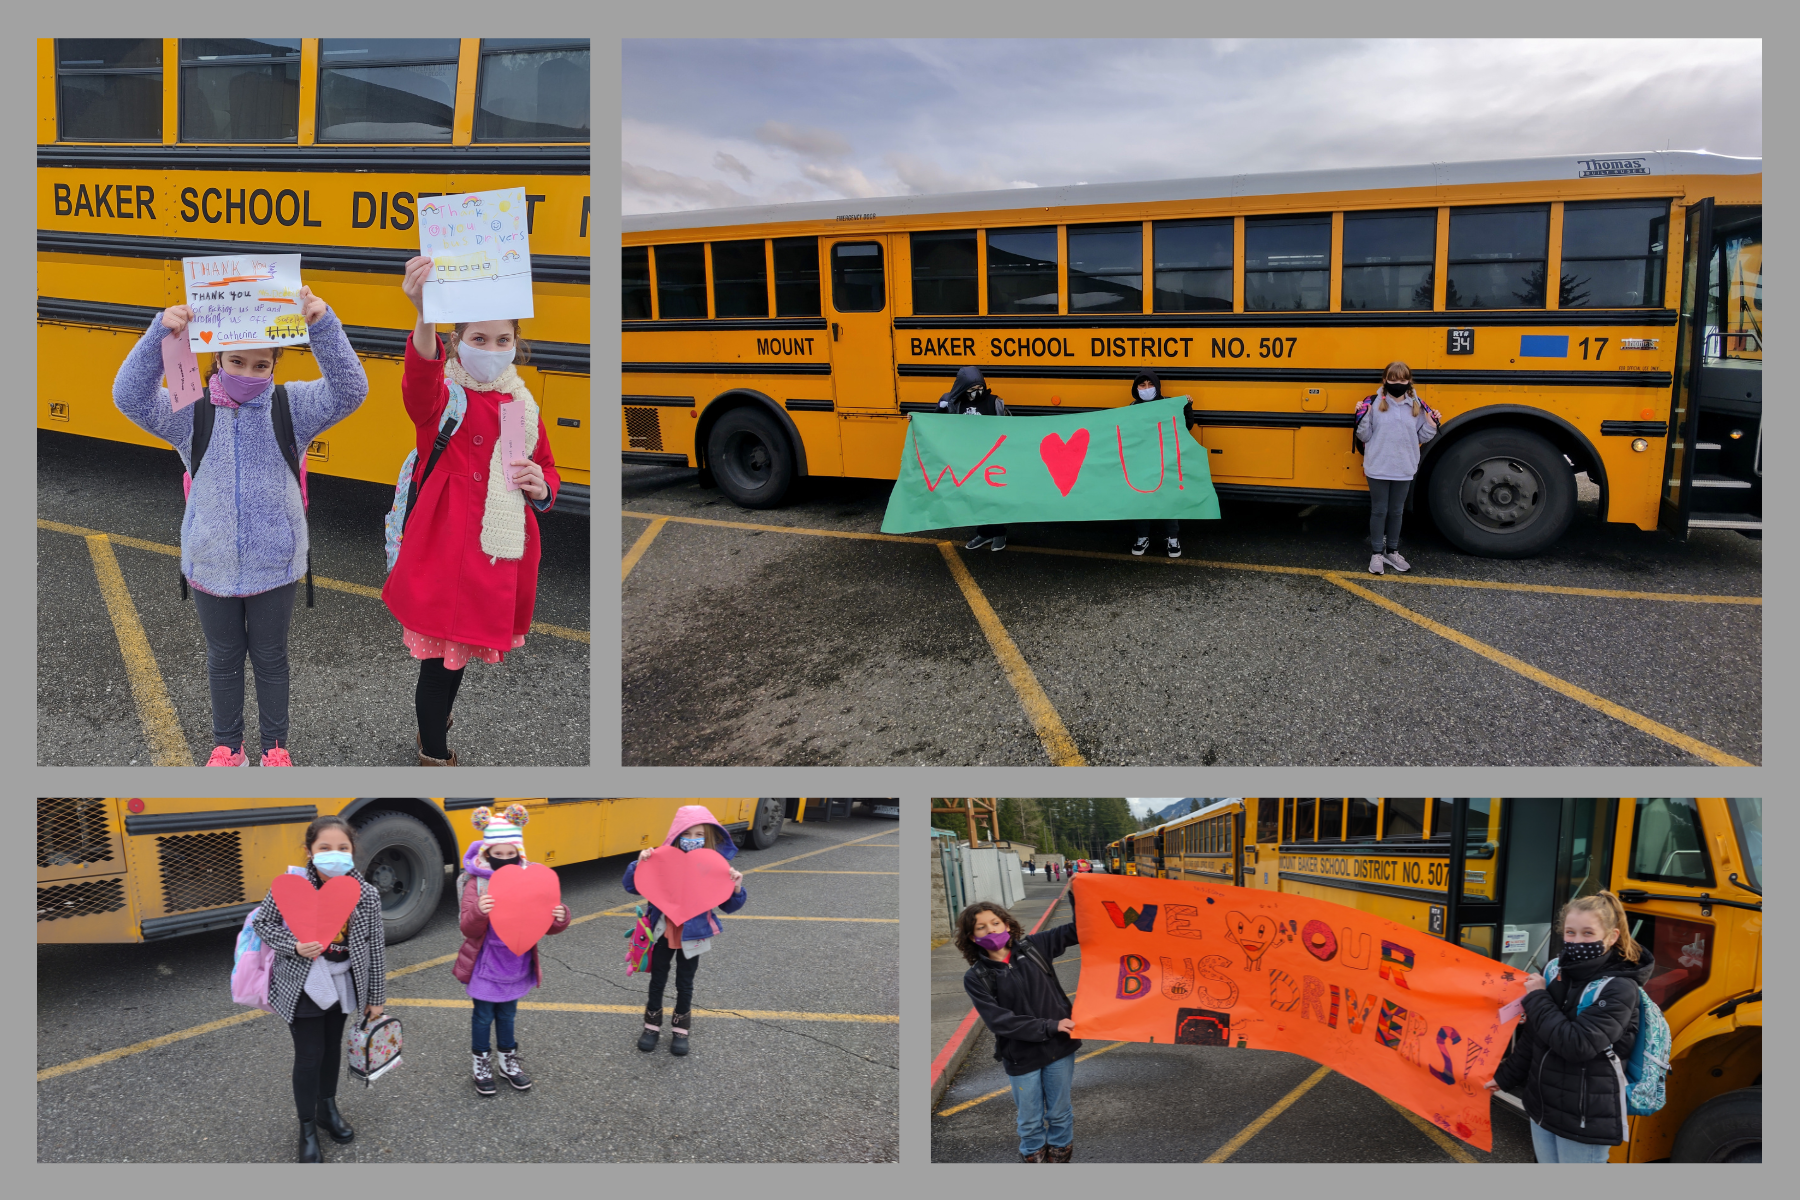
825, 237, 903, 474
1661, 199, 1713, 536
1611, 799, 1746, 1014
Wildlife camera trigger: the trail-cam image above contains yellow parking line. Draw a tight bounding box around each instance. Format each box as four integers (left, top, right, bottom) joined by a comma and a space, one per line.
39, 518, 589, 644
936, 1041, 1129, 1117
386, 998, 896, 1023
1377, 573, 1760, 605
621, 515, 667, 580
1326, 573, 1752, 766
621, 509, 938, 546
1205, 1063, 1334, 1162
937, 542, 1086, 766
1384, 1097, 1480, 1163
37, 1009, 266, 1082
745, 829, 893, 871
84, 534, 192, 766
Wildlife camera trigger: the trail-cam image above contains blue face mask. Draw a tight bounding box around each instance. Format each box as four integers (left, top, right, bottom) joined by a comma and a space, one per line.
678, 836, 705, 852
312, 851, 355, 878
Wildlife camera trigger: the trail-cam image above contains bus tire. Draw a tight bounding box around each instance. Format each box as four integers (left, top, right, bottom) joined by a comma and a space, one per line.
748, 797, 786, 850
1426, 427, 1575, 558
1672, 1087, 1761, 1162
354, 811, 444, 945
708, 406, 794, 509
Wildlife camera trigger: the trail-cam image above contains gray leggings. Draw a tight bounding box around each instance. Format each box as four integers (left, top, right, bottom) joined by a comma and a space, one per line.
191, 581, 298, 752
1367, 478, 1412, 553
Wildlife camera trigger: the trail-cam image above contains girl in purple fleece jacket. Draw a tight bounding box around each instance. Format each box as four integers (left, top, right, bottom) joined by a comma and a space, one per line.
112, 289, 367, 765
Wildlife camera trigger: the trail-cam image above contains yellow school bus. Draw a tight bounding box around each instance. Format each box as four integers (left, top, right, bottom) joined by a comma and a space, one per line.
1200, 798, 1759, 1162
38, 38, 591, 513
622, 151, 1761, 554
36, 798, 800, 946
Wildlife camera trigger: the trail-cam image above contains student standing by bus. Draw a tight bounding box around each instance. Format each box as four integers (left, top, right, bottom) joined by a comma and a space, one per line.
1354, 362, 1439, 574
938, 366, 1013, 551
387, 256, 561, 765
113, 291, 368, 766
1126, 370, 1193, 558
958, 901, 1081, 1162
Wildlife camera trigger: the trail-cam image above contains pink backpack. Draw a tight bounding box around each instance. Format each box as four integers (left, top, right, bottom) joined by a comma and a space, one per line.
231, 865, 305, 1011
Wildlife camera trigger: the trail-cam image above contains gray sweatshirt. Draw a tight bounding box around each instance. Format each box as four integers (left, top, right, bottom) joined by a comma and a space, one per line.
1356, 392, 1439, 482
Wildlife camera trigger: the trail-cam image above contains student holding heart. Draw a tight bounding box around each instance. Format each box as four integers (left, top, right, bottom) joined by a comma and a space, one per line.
452, 806, 570, 1096
250, 816, 387, 1163
621, 805, 749, 1057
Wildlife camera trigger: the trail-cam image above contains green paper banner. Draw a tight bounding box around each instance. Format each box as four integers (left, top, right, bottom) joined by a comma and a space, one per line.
880, 395, 1221, 533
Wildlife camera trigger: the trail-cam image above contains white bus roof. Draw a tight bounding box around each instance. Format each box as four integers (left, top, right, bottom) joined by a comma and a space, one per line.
622, 151, 1760, 234
1145, 798, 1242, 833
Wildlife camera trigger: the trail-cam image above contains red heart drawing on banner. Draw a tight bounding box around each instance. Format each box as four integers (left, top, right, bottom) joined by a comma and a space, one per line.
487, 861, 563, 955
269, 873, 362, 947
635, 845, 735, 927
1039, 429, 1090, 496
198, 330, 213, 344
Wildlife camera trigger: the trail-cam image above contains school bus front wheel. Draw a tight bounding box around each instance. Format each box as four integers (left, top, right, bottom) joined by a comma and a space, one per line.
709, 405, 797, 508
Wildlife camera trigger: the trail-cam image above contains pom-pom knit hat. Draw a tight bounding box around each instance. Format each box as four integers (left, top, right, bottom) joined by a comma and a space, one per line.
472, 803, 529, 856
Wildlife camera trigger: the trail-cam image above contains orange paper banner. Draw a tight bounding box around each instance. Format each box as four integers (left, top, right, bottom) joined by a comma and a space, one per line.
1071, 874, 1527, 1150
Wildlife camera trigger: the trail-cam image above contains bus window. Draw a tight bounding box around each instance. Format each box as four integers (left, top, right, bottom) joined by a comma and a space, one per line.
831, 242, 885, 312
1295, 798, 1317, 841
986, 227, 1058, 315
711, 240, 769, 318
1318, 798, 1344, 842
317, 38, 460, 143
653, 243, 706, 319
1244, 214, 1330, 312
1341, 209, 1436, 311
1555, 798, 1614, 909
1467, 797, 1494, 841
1630, 912, 1713, 1010
622, 247, 651, 319
1628, 799, 1715, 887
1383, 798, 1426, 841
1068, 223, 1142, 314
56, 39, 162, 141
1708, 215, 1762, 362
1281, 798, 1295, 841
474, 39, 590, 141
179, 40, 301, 142
774, 237, 821, 317
1560, 200, 1669, 308
1446, 204, 1549, 309
1346, 798, 1378, 841
1255, 799, 1279, 844
1727, 798, 1761, 891
911, 231, 979, 315
1429, 798, 1454, 838
1153, 219, 1233, 312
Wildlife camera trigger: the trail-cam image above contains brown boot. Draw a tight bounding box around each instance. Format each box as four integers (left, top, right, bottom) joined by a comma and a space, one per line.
1020, 1148, 1046, 1163
1045, 1143, 1073, 1163
416, 745, 459, 766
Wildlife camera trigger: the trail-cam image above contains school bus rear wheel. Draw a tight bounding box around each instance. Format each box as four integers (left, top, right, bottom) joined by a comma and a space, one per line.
1672, 1086, 1761, 1162
1427, 428, 1575, 558
354, 811, 444, 944
709, 406, 795, 509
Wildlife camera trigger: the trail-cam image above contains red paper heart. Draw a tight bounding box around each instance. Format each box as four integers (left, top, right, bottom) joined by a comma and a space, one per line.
269, 873, 361, 947
198, 330, 213, 344
487, 861, 562, 956
635, 845, 735, 927
1039, 428, 1091, 496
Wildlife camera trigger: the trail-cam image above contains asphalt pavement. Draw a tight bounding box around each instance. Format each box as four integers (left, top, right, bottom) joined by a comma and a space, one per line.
623, 465, 1759, 766
37, 815, 898, 1162
38, 430, 590, 765
930, 871, 1534, 1163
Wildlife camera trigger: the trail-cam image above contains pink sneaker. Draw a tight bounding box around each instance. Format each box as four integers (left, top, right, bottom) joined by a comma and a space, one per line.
206, 745, 248, 767
260, 746, 293, 767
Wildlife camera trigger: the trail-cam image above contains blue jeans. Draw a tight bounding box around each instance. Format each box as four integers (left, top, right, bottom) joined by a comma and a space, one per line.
471, 999, 518, 1053
1008, 1051, 1075, 1155
1529, 1120, 1612, 1163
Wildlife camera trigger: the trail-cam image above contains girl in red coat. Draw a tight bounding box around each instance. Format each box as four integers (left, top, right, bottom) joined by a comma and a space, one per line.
386, 256, 561, 764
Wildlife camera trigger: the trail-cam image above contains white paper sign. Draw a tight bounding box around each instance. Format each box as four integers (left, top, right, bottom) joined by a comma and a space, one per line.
182, 254, 310, 352
418, 186, 534, 324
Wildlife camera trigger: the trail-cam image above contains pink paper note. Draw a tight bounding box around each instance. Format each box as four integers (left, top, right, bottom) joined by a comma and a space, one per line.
500, 399, 533, 491
1498, 998, 1524, 1023
162, 336, 206, 411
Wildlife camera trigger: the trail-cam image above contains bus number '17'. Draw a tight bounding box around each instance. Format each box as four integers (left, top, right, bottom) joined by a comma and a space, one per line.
1212, 337, 1299, 359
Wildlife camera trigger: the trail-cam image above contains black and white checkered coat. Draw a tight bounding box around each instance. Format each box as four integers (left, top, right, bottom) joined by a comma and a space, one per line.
252, 867, 388, 1024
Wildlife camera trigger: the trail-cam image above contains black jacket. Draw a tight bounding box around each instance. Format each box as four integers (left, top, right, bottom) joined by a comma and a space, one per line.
963, 920, 1080, 1076
1492, 946, 1655, 1146
1128, 369, 1196, 428
938, 365, 1009, 416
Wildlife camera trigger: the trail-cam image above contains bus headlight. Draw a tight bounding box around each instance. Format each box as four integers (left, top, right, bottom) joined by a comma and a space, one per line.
1631, 438, 1649, 452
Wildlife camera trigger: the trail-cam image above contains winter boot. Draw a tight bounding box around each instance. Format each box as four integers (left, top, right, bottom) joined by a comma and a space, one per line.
315, 1096, 353, 1143
1020, 1147, 1047, 1163
638, 1006, 663, 1052
472, 1050, 497, 1096
497, 1045, 533, 1091
1046, 1143, 1074, 1163
670, 1010, 691, 1056
297, 1118, 323, 1163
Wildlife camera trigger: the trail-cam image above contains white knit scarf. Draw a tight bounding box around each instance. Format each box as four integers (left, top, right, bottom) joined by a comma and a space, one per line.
445, 356, 540, 562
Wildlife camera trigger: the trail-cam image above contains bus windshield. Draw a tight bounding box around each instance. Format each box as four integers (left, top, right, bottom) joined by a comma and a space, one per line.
1727, 798, 1761, 891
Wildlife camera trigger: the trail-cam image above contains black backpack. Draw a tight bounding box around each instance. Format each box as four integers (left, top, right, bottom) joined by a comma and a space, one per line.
182, 385, 314, 607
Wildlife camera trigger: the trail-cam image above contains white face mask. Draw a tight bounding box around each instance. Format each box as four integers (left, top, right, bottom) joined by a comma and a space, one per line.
458, 342, 515, 385
1137, 386, 1157, 401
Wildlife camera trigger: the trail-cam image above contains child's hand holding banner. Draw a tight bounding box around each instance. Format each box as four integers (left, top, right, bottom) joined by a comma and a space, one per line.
182, 254, 309, 352
1070, 873, 1526, 1150
418, 186, 534, 323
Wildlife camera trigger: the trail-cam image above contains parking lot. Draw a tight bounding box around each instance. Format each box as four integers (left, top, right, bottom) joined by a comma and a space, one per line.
37, 815, 898, 1163
38, 430, 590, 765
931, 874, 1534, 1163
623, 465, 1759, 766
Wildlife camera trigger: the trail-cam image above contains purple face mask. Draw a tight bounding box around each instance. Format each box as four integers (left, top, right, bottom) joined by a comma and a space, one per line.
975, 930, 1011, 952
211, 368, 272, 408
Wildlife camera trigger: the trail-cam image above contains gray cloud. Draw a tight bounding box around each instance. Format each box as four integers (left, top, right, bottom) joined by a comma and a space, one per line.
754, 119, 854, 160
621, 161, 753, 211
713, 151, 754, 183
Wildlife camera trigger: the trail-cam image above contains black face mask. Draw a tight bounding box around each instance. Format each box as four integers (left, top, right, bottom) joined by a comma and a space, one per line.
1561, 939, 1610, 963
1384, 381, 1410, 397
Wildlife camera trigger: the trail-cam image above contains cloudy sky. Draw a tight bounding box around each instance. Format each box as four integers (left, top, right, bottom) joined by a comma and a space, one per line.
621, 39, 1761, 214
